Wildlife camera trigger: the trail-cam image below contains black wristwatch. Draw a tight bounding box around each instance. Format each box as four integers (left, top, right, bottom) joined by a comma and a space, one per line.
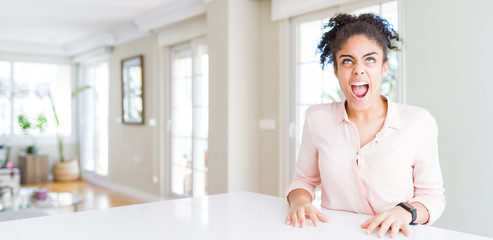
397, 202, 417, 225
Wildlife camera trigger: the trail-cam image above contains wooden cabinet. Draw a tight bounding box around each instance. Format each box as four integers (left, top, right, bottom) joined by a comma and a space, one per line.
18, 155, 49, 184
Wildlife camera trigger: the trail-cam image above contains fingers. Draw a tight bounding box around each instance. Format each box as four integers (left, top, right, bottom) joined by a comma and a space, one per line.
390, 222, 400, 239
308, 209, 319, 227
401, 225, 411, 237
287, 208, 306, 228
287, 206, 329, 228
315, 209, 329, 222
362, 213, 412, 238
378, 217, 393, 238
297, 209, 306, 227
291, 211, 299, 227
365, 214, 385, 234
361, 216, 373, 228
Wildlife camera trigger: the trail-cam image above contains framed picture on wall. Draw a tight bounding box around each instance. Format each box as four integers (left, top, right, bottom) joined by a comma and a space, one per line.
121, 55, 144, 125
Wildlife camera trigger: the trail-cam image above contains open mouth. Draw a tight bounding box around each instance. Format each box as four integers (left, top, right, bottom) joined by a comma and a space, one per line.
351, 82, 369, 99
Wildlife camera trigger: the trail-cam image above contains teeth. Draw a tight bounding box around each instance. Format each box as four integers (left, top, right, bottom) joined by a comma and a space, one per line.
351, 82, 368, 86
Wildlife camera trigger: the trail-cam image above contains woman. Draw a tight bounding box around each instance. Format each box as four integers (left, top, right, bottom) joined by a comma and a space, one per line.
285, 13, 445, 238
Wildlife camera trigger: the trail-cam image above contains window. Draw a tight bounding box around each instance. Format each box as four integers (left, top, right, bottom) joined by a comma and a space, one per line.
169, 38, 209, 197
0, 62, 11, 136
0, 60, 72, 140
79, 61, 109, 176
288, 1, 400, 203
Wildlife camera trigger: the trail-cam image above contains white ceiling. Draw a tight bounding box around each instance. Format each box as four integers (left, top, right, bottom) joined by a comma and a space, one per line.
0, 0, 180, 55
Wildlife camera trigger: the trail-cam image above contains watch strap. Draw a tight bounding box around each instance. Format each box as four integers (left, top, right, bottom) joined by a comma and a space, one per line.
397, 202, 417, 225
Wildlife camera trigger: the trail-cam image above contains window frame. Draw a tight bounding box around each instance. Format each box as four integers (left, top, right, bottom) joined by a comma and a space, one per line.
167, 36, 208, 199
78, 58, 110, 180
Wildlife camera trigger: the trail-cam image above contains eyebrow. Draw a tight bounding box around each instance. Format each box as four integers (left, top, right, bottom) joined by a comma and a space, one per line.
338, 52, 379, 59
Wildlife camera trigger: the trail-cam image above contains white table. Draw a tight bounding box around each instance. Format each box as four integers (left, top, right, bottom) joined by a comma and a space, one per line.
0, 192, 490, 239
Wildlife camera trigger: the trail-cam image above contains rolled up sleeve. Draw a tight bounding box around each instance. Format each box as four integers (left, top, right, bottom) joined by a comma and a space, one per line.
285, 112, 321, 202
408, 114, 445, 225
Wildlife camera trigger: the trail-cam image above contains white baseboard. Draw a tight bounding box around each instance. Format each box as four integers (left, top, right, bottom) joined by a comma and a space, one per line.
81, 173, 164, 203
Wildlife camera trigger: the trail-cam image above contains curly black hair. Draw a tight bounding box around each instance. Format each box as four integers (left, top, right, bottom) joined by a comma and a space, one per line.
317, 13, 400, 69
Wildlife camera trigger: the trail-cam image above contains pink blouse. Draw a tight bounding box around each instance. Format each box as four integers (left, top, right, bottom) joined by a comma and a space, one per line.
285, 97, 445, 225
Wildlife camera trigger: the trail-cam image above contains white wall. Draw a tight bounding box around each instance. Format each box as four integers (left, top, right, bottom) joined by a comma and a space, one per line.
108, 35, 162, 197
207, 0, 260, 193
404, 0, 493, 237
258, 0, 281, 196
227, 0, 260, 192
206, 0, 229, 194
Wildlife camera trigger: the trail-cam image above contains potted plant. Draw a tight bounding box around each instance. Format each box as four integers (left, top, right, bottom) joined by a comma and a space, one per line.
50, 86, 90, 181
17, 114, 48, 155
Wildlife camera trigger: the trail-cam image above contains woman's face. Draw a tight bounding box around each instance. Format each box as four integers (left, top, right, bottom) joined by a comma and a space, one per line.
334, 34, 388, 112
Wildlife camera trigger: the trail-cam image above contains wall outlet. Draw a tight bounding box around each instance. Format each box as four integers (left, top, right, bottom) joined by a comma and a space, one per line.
148, 118, 156, 126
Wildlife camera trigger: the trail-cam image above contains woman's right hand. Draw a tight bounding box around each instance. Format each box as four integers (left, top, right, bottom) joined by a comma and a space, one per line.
286, 189, 329, 228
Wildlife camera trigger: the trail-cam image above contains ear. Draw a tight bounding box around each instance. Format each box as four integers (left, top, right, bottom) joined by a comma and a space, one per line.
333, 65, 338, 78
382, 60, 388, 75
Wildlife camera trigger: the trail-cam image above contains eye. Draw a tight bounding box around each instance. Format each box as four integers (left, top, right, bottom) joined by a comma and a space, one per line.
342, 59, 353, 64
365, 57, 376, 63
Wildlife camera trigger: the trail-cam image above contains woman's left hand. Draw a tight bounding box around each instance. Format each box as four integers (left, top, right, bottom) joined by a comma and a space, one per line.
361, 206, 412, 238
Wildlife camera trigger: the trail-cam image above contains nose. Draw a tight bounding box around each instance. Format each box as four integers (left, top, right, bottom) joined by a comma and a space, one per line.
354, 64, 364, 75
